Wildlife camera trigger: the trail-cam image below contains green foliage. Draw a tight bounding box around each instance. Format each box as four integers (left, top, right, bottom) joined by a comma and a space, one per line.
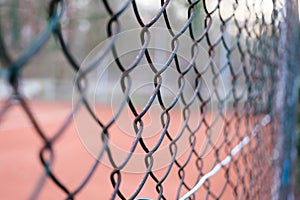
181, 0, 203, 36
9, 0, 20, 46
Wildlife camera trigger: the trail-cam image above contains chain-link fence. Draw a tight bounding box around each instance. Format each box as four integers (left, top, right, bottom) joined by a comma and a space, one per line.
0, 0, 299, 199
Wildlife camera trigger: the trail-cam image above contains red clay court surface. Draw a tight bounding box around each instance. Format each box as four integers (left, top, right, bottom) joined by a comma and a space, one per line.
0, 101, 263, 199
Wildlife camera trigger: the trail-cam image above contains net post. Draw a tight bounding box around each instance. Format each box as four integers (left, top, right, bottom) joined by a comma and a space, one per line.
275, 0, 299, 199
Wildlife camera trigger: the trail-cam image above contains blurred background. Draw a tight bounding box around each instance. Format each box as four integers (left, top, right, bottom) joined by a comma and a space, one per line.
0, 0, 275, 106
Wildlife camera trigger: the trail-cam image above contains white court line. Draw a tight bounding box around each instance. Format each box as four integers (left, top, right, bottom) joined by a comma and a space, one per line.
180, 114, 271, 200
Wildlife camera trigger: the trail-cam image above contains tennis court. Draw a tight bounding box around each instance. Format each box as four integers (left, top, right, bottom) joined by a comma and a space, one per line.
0, 101, 273, 199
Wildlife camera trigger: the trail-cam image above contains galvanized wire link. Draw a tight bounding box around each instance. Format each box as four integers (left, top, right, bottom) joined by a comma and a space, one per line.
0, 0, 297, 199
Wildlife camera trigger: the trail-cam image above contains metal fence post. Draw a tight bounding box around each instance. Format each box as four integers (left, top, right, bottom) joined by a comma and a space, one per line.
275, 0, 299, 199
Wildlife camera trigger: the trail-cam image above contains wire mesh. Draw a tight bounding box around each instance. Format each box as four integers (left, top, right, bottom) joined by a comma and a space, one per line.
0, 0, 298, 199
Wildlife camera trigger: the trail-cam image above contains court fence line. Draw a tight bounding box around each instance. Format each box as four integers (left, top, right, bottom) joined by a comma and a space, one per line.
0, 0, 299, 199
